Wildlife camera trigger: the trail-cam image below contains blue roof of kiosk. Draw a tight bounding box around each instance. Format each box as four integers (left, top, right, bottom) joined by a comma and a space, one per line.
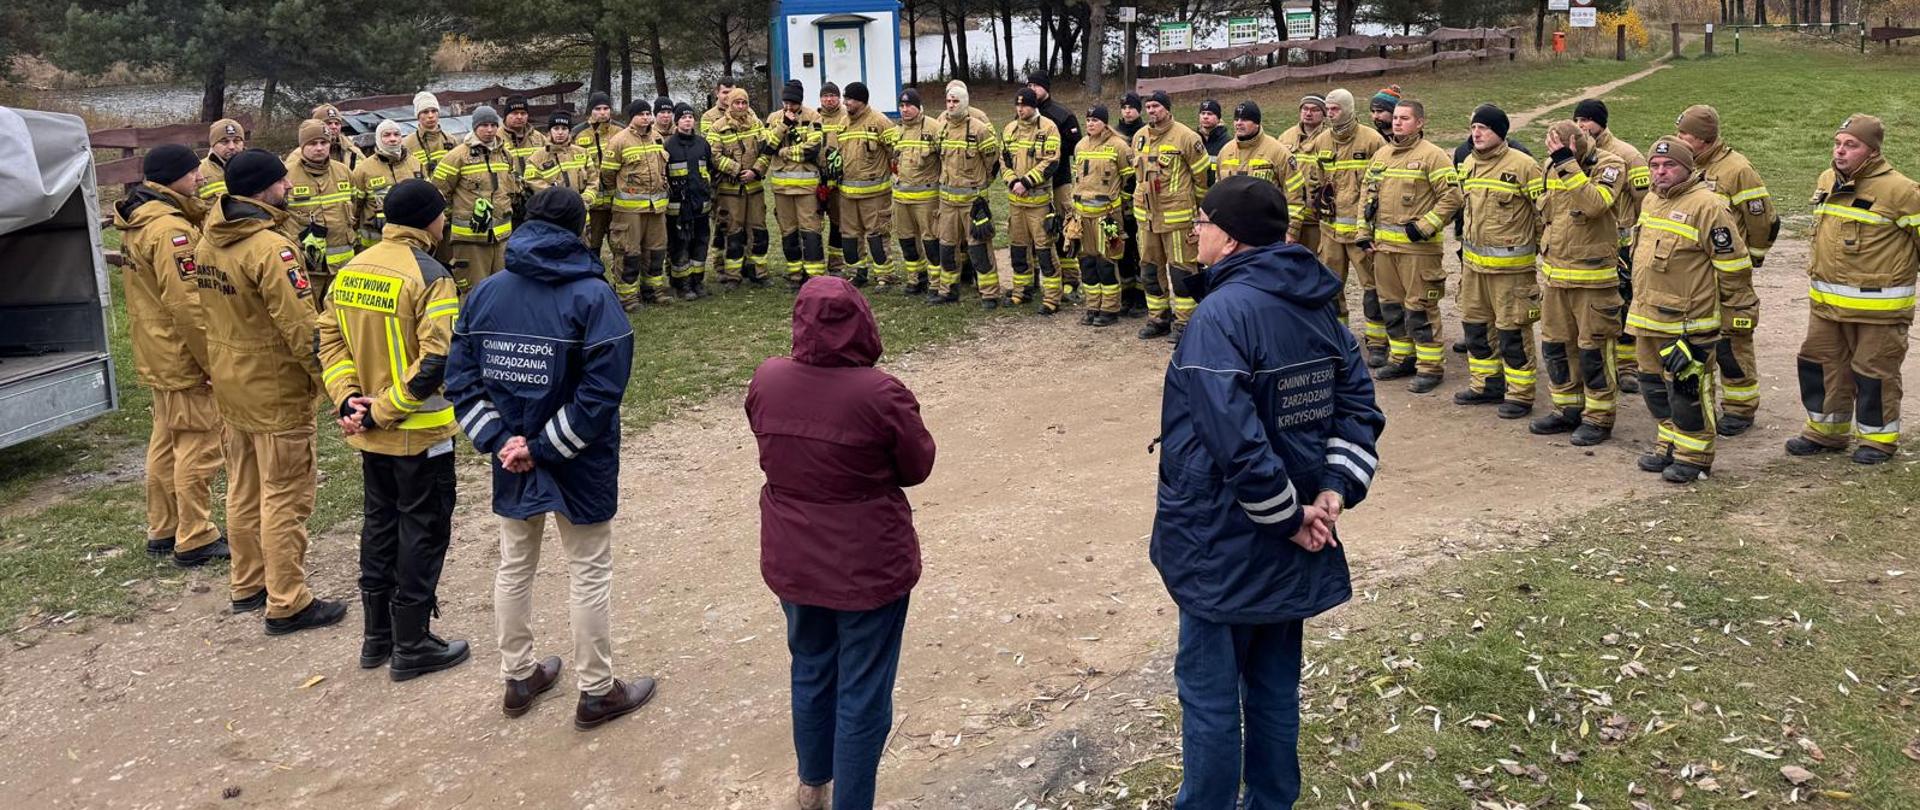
772, 0, 900, 16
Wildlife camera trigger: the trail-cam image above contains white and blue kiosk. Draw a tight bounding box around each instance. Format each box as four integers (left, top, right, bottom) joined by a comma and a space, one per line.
769, 0, 905, 117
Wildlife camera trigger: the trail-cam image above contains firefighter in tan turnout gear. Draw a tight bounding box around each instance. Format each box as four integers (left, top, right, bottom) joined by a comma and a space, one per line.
352, 120, 427, 249
1363, 98, 1462, 392
1451, 105, 1544, 420
1002, 87, 1063, 311
574, 93, 621, 256
305, 104, 365, 171
767, 80, 828, 286
929, 81, 1001, 307
1675, 104, 1777, 436
598, 99, 675, 308
1213, 102, 1301, 222
1067, 104, 1134, 326
828, 82, 895, 287
404, 92, 453, 174
1628, 137, 1750, 484
317, 179, 471, 681
114, 145, 230, 567
886, 88, 941, 296
1129, 90, 1209, 341
432, 105, 521, 295
710, 88, 772, 288
284, 118, 358, 306
1788, 114, 1920, 466
190, 149, 347, 631
1531, 120, 1630, 446
1573, 99, 1651, 392
200, 118, 246, 201
523, 111, 595, 200
1300, 88, 1389, 362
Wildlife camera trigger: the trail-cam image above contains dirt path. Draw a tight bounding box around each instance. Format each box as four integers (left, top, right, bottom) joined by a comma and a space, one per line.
3, 237, 1914, 809
1509, 58, 1673, 129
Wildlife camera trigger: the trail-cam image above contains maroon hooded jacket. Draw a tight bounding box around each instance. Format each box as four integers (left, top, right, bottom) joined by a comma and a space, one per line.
747, 277, 937, 611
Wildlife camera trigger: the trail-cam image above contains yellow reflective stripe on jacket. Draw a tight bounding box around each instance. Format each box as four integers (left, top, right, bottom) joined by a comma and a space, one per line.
1328, 159, 1371, 172
1628, 166, 1651, 187
384, 318, 411, 405
323, 360, 357, 386
288, 191, 354, 207
1638, 212, 1700, 241
1377, 168, 1426, 180
1373, 228, 1412, 243
398, 407, 456, 430
450, 219, 513, 239
424, 297, 460, 321
1809, 280, 1917, 312
1712, 256, 1754, 273
1427, 167, 1458, 183
1626, 310, 1720, 335
1463, 178, 1521, 193
1728, 186, 1770, 204
1420, 210, 1446, 230
1540, 261, 1616, 283
1545, 174, 1589, 192
1816, 202, 1894, 225
1462, 243, 1538, 269
198, 181, 228, 199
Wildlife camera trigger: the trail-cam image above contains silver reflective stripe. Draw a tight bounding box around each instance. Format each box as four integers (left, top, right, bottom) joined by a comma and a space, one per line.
1327, 437, 1378, 468
841, 177, 888, 188
1332, 216, 1359, 225
772, 170, 817, 180
1246, 500, 1299, 525
1076, 195, 1114, 207
667, 161, 690, 171
556, 408, 585, 454
894, 183, 936, 192
1807, 411, 1849, 423
1239, 486, 1295, 513
1328, 455, 1373, 488
941, 184, 985, 196
1811, 280, 1917, 299
544, 420, 578, 459
1460, 242, 1536, 258
615, 191, 667, 201
1860, 419, 1902, 433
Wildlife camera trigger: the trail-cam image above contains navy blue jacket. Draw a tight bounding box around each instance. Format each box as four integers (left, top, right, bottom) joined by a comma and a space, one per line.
1150, 241, 1385, 624
446, 220, 635, 524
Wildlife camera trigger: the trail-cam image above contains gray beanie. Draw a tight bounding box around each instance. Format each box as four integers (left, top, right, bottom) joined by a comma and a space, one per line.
471, 105, 501, 128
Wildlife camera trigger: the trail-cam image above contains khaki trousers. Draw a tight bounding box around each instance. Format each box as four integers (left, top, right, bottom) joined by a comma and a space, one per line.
145, 385, 225, 552
225, 423, 317, 619
1458, 268, 1541, 402
1139, 228, 1197, 324
495, 512, 616, 696
1375, 250, 1447, 375
1317, 235, 1368, 340
1541, 285, 1624, 427
1797, 312, 1911, 452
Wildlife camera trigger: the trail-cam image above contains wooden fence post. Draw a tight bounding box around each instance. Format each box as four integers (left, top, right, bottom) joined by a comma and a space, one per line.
1705, 25, 1714, 55
1672, 22, 1681, 58
1616, 24, 1626, 60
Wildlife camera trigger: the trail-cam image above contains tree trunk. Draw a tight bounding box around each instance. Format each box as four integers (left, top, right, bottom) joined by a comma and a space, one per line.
1000, 0, 1017, 81
620, 37, 633, 108
1040, 3, 1052, 74
1057, 7, 1078, 79
907, 0, 920, 83
1336, 0, 1355, 36
1831, 0, 1841, 27
717, 13, 737, 76
259, 74, 278, 125
939, 6, 954, 78
1536, 0, 1547, 50
1756, 0, 1768, 25
1085, 0, 1108, 94
200, 60, 227, 122
1790, 0, 1800, 23
592, 38, 612, 102
955, 6, 971, 80
649, 24, 669, 97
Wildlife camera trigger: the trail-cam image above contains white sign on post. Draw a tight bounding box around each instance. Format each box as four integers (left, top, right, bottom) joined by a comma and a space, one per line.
1117, 6, 1136, 23
1570, 7, 1596, 27
1548, 0, 1570, 10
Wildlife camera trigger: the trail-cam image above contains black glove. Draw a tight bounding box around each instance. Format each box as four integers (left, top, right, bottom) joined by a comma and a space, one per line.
1549, 146, 1576, 166
1660, 339, 1705, 378
1403, 222, 1422, 241
302, 222, 328, 241
1356, 237, 1374, 252
969, 197, 995, 241
1363, 199, 1379, 226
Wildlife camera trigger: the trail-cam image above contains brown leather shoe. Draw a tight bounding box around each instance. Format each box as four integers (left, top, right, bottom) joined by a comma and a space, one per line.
574, 676, 656, 731
502, 656, 563, 718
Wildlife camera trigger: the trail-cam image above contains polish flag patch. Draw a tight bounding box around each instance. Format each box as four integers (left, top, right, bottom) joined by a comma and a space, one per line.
171, 234, 191, 247
279, 248, 298, 263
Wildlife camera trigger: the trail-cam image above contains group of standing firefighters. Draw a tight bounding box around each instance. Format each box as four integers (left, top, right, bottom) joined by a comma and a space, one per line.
111, 71, 1916, 659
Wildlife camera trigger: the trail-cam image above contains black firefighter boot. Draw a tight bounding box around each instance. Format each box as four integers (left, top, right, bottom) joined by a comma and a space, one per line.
389, 602, 471, 682
359, 589, 393, 669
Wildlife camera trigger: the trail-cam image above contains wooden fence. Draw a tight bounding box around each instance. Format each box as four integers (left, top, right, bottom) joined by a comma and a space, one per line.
1138, 27, 1519, 95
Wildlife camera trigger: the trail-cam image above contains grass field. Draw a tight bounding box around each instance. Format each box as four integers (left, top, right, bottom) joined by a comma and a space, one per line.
1105, 454, 1920, 809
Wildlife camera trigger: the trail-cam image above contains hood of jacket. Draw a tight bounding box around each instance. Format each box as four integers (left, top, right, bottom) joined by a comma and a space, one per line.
1205, 241, 1342, 309
504, 219, 604, 284
113, 181, 201, 230
790, 276, 882, 368
202, 195, 287, 248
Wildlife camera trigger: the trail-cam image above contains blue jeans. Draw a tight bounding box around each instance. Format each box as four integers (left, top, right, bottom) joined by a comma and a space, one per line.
1174, 610, 1305, 810
783, 595, 911, 810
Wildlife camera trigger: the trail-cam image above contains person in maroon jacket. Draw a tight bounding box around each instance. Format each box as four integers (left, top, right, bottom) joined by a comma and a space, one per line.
746, 275, 937, 810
